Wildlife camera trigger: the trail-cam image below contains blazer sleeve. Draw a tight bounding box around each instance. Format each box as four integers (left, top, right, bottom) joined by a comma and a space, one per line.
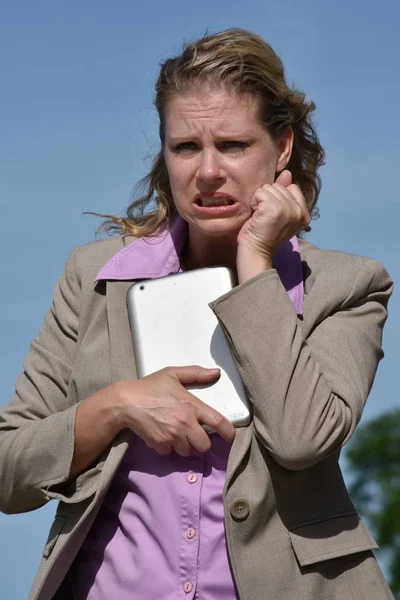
210, 257, 393, 471
0, 249, 81, 514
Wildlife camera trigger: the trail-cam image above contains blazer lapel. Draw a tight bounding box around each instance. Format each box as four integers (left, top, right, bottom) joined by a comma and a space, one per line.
98, 280, 137, 492
106, 280, 138, 382
226, 423, 253, 487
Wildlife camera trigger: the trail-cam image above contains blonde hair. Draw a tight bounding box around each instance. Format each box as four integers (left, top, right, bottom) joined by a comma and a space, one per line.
100, 28, 325, 237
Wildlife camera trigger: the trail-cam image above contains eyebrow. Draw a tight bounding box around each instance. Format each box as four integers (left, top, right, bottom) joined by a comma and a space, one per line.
166, 134, 256, 144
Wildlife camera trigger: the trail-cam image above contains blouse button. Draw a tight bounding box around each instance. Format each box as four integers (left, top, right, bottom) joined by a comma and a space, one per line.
230, 498, 250, 520
185, 527, 196, 540
183, 581, 193, 593
187, 473, 197, 483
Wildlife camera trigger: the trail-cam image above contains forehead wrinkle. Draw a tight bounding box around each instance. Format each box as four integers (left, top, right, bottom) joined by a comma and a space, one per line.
172, 104, 237, 129
165, 90, 260, 139
167, 109, 261, 141
174, 116, 246, 138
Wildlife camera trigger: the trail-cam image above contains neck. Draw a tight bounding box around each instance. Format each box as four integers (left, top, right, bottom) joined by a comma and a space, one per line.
184, 225, 238, 276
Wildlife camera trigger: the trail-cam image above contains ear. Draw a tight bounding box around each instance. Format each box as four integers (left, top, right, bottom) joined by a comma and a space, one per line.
275, 127, 294, 173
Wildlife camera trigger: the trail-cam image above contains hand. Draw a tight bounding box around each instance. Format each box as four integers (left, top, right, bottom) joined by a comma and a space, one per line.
115, 366, 236, 457
237, 170, 310, 282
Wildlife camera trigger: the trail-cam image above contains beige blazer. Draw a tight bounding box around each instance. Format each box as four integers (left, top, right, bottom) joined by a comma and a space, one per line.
0, 236, 394, 600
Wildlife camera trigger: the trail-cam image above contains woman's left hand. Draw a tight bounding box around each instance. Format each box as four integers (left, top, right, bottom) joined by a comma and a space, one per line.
236, 170, 310, 283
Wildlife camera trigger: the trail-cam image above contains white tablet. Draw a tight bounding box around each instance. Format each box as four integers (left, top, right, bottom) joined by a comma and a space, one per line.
126, 267, 251, 427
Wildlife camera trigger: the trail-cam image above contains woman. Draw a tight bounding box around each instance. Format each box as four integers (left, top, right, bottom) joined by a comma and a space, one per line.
0, 28, 394, 600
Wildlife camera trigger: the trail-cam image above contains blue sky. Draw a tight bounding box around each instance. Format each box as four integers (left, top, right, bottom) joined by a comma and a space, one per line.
1, 0, 399, 597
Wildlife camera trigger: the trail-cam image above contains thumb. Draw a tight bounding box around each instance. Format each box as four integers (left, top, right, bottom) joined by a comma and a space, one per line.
275, 169, 292, 187
169, 365, 221, 385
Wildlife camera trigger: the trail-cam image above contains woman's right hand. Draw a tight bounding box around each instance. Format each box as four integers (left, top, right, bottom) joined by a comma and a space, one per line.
115, 366, 236, 457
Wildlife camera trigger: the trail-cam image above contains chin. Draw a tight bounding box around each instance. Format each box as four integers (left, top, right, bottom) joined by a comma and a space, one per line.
191, 216, 244, 239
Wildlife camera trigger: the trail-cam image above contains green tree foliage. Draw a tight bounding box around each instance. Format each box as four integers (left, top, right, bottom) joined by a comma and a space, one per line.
346, 408, 400, 597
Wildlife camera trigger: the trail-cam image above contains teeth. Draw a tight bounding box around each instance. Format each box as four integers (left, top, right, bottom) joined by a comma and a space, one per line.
199, 197, 234, 206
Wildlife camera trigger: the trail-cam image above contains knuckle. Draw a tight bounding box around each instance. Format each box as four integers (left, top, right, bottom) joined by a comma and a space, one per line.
174, 410, 191, 427
255, 189, 268, 203
296, 211, 305, 224
165, 365, 179, 374
270, 204, 284, 218
165, 421, 180, 437
155, 444, 171, 456
180, 398, 195, 410
210, 411, 224, 427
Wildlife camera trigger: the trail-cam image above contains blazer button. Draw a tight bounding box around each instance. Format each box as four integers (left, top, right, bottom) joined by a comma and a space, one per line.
230, 498, 250, 520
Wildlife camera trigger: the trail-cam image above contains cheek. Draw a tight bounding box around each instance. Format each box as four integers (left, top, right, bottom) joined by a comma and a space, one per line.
166, 161, 192, 195
242, 143, 279, 184
234, 159, 275, 199
253, 169, 276, 189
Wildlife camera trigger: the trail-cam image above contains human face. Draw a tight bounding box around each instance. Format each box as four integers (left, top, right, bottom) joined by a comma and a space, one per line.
164, 87, 292, 240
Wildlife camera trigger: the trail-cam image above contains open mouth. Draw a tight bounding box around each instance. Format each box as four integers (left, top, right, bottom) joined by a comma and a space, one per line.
196, 197, 235, 207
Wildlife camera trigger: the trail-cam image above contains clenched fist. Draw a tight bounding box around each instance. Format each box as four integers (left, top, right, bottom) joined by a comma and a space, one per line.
237, 170, 310, 282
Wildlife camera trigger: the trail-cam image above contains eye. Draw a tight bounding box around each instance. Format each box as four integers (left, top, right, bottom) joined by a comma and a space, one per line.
219, 141, 249, 151
173, 142, 198, 153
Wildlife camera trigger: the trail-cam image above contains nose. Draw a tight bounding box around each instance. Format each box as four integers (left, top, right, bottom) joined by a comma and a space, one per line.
197, 148, 224, 183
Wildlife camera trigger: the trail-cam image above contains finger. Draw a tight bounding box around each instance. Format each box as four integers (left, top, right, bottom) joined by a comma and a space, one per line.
171, 397, 212, 453
187, 425, 212, 453
250, 190, 261, 210
287, 183, 307, 209
271, 184, 305, 216
251, 185, 286, 209
265, 184, 293, 205
194, 403, 236, 445
271, 183, 309, 219
256, 185, 293, 214
286, 184, 311, 224
251, 182, 289, 210
166, 365, 221, 386
173, 437, 193, 457
275, 169, 292, 187
147, 441, 173, 456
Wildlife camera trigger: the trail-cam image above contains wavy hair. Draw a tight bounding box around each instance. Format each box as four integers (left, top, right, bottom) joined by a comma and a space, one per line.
100, 28, 325, 237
